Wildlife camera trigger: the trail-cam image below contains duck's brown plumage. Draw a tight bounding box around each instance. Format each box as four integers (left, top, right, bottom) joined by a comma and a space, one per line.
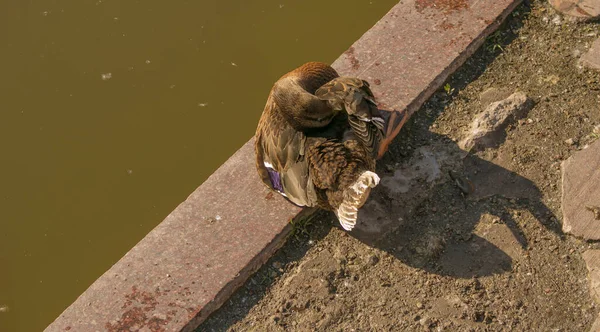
255, 62, 383, 230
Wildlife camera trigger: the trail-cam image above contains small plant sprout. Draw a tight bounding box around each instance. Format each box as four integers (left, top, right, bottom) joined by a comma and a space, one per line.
444, 83, 455, 95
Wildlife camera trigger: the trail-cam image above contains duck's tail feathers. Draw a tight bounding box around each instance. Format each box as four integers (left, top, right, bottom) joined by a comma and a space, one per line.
336, 171, 380, 231
348, 114, 385, 158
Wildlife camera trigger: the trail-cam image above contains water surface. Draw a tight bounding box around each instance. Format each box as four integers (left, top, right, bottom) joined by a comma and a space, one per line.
0, 0, 397, 330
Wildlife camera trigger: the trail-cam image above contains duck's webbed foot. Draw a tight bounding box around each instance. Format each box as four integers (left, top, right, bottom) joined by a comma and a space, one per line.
336, 171, 380, 231
377, 109, 409, 159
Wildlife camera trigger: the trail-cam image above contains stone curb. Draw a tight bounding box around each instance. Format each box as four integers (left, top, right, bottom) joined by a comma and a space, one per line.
45, 0, 521, 331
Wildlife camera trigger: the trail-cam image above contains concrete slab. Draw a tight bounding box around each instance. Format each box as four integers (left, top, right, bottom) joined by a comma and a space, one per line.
549, 0, 600, 22
583, 250, 600, 303
561, 140, 600, 240
581, 38, 600, 71
45, 0, 521, 331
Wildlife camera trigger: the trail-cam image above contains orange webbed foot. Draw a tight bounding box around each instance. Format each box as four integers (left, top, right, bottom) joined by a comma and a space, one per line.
377, 109, 408, 159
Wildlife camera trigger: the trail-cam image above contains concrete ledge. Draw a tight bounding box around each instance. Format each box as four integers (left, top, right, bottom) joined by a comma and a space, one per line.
46, 140, 303, 332
46, 0, 521, 331
333, 0, 521, 118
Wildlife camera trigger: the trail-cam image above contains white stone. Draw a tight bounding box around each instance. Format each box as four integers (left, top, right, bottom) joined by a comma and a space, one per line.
460, 91, 532, 151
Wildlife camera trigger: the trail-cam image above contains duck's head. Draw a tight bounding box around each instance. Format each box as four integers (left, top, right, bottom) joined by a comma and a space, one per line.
270, 62, 340, 130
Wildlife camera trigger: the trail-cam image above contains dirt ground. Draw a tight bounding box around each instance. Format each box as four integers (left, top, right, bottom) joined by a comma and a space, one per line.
199, 1, 600, 331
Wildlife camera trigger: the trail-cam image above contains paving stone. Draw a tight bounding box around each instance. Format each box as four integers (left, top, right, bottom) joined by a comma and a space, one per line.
459, 92, 533, 151
45, 0, 522, 330
549, 0, 600, 21
561, 140, 600, 239
580, 38, 600, 71
583, 250, 600, 304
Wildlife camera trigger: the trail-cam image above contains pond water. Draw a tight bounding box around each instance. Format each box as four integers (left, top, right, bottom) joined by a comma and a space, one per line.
0, 0, 397, 330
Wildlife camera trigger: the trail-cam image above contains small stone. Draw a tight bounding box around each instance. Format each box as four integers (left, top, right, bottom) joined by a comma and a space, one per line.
565, 138, 577, 145
152, 313, 167, 320
594, 125, 600, 135
0, 305, 8, 313
460, 92, 533, 151
419, 315, 432, 327
449, 170, 475, 195
551, 15, 562, 25
272, 261, 283, 269
368, 255, 380, 266
544, 74, 560, 85
101, 73, 112, 81
416, 302, 424, 309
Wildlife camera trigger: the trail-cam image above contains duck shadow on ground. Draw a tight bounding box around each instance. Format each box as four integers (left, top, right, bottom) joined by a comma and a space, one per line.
345, 3, 559, 278
350, 128, 563, 278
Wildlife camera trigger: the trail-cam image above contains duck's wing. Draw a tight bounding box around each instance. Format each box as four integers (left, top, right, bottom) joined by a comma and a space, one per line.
314, 77, 384, 158
314, 77, 377, 117
255, 114, 306, 190
256, 98, 318, 207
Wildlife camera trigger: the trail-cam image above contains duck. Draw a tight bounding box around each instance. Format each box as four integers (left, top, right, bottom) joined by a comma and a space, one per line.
255, 62, 397, 231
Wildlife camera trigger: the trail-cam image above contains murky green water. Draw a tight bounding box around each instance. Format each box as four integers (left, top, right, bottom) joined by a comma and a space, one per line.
0, 0, 397, 330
